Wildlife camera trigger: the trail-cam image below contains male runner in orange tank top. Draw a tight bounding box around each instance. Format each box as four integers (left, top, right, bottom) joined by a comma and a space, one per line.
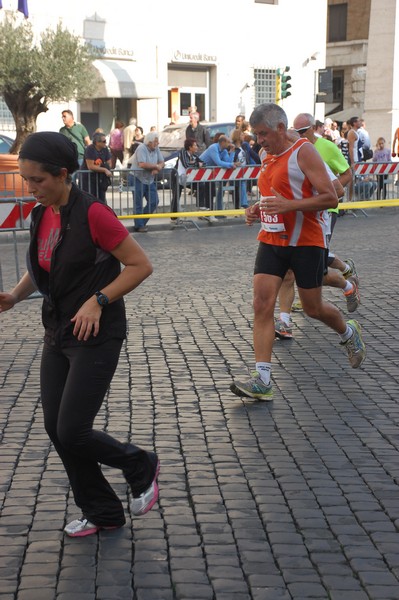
230, 103, 366, 401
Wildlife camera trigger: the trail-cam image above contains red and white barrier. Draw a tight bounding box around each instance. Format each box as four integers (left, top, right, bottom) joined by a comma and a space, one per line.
186, 166, 261, 183
0, 201, 36, 229
353, 162, 399, 176
186, 163, 398, 183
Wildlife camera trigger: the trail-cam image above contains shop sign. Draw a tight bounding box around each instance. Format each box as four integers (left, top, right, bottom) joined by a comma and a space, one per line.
99, 47, 135, 60
172, 50, 217, 64
88, 42, 135, 61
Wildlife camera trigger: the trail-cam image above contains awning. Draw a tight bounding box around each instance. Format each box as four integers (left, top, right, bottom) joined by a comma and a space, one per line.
93, 59, 163, 99
325, 108, 361, 122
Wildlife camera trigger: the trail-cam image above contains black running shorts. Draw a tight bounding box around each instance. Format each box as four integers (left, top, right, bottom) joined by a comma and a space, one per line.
254, 243, 327, 289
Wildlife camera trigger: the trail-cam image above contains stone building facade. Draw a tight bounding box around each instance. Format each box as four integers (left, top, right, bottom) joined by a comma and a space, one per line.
327, 0, 398, 148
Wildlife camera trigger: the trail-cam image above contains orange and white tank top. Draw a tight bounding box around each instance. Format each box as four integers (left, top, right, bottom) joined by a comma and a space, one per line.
257, 138, 329, 248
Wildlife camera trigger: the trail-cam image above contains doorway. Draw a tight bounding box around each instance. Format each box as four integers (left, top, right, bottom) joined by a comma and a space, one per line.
179, 90, 206, 119
168, 66, 210, 122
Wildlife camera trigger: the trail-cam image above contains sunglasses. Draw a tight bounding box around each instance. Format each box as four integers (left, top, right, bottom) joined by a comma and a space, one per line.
294, 126, 312, 135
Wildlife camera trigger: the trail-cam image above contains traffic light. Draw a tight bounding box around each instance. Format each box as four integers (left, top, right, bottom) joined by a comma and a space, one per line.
275, 70, 281, 103
275, 67, 291, 104
281, 66, 291, 99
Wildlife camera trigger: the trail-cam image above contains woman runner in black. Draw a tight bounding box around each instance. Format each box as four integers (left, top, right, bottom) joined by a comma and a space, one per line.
0, 132, 160, 537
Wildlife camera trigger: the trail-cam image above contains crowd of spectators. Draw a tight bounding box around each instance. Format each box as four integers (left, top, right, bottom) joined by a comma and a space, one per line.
311, 116, 395, 201
58, 106, 395, 227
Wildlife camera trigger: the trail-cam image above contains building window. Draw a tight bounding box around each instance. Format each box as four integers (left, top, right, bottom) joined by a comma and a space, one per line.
332, 70, 344, 109
254, 68, 276, 105
0, 97, 14, 132
328, 3, 347, 42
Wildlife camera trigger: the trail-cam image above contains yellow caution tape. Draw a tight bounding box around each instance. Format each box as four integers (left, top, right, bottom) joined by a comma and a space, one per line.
339, 199, 399, 209
117, 199, 399, 220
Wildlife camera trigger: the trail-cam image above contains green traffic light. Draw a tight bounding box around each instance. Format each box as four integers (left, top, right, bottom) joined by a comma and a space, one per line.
276, 66, 292, 102
281, 67, 291, 99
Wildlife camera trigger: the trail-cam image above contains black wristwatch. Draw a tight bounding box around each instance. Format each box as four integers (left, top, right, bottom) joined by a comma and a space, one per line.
95, 291, 109, 307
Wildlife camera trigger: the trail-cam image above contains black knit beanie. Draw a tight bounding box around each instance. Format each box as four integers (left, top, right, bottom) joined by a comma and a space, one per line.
19, 132, 79, 174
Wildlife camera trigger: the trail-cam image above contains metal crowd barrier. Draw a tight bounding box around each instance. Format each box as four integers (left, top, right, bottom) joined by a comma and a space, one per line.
352, 161, 399, 200
0, 170, 38, 292
101, 167, 261, 219
5, 162, 396, 228
0, 196, 36, 293
1, 162, 399, 227
349, 161, 399, 216
107, 163, 399, 220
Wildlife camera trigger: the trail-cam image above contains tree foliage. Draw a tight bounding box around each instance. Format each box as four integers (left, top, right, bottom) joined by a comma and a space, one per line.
0, 14, 100, 152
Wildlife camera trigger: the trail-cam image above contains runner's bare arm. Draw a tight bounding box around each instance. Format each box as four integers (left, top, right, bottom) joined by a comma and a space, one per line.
264, 144, 338, 215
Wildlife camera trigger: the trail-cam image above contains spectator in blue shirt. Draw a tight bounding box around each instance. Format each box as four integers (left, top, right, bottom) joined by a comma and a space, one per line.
199, 135, 238, 168
198, 136, 240, 213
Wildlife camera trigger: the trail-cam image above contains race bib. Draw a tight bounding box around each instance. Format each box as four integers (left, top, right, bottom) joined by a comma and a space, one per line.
260, 211, 286, 232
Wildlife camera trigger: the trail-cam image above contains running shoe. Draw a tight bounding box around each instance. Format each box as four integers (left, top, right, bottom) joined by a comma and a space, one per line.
130, 459, 160, 516
230, 371, 273, 400
344, 280, 360, 313
198, 214, 217, 223
64, 517, 120, 538
291, 301, 303, 312
198, 208, 211, 221
340, 320, 366, 368
275, 318, 293, 339
343, 258, 359, 286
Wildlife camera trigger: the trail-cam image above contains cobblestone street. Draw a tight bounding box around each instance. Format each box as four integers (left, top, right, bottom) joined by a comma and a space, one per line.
1, 209, 399, 600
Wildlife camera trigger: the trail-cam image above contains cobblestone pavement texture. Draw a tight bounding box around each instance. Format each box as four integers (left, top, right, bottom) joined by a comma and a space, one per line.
0, 209, 399, 600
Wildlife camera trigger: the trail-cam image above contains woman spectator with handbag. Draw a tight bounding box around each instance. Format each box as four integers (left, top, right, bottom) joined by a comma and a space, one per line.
108, 120, 125, 169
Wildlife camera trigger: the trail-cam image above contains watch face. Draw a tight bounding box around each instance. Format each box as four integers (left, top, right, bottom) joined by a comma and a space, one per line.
96, 292, 109, 306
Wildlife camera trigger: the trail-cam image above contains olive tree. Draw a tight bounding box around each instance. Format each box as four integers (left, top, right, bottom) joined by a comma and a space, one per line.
0, 14, 100, 153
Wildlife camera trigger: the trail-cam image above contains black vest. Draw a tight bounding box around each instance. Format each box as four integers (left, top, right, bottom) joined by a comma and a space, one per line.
28, 185, 126, 347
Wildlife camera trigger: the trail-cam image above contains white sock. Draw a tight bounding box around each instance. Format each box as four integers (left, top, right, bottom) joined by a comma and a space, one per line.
256, 362, 271, 385
343, 281, 353, 294
340, 325, 353, 343
280, 312, 292, 325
